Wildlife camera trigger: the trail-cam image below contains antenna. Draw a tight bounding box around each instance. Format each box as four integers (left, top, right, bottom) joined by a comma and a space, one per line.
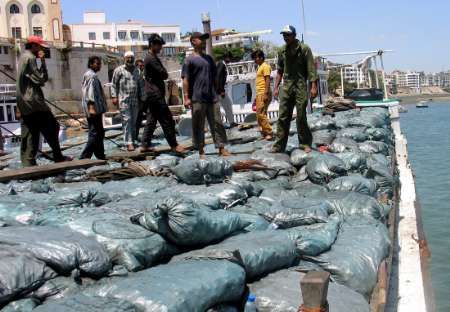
301, 0, 307, 41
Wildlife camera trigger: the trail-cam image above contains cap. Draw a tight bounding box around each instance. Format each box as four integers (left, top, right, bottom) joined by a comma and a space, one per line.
247, 294, 256, 302
124, 51, 135, 58
26, 36, 49, 48
148, 33, 166, 45
190, 32, 210, 43
280, 25, 296, 35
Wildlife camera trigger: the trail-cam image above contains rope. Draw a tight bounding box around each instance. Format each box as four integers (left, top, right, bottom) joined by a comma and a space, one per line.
87, 160, 171, 182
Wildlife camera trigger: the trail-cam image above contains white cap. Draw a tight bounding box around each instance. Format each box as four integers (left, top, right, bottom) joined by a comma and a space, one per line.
124, 51, 135, 57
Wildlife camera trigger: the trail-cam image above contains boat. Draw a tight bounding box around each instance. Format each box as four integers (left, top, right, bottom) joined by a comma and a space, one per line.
398, 105, 408, 113
0, 84, 21, 148
416, 101, 429, 108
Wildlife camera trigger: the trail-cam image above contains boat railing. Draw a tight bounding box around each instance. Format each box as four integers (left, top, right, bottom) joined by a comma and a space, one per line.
0, 84, 16, 95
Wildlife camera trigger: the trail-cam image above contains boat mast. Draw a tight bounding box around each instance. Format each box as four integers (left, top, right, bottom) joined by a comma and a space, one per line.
301, 0, 307, 42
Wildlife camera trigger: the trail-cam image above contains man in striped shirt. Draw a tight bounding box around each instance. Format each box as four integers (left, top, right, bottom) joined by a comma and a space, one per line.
111, 51, 142, 151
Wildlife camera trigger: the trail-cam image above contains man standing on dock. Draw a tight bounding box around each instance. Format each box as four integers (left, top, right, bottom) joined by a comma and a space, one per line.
182, 32, 230, 158
16, 36, 69, 167
272, 25, 318, 153
134, 58, 145, 140
111, 51, 141, 151
252, 49, 273, 141
140, 34, 185, 154
80, 56, 107, 160
216, 51, 236, 128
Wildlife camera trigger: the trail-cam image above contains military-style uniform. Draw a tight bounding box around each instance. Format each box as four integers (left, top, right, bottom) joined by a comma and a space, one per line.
273, 39, 318, 152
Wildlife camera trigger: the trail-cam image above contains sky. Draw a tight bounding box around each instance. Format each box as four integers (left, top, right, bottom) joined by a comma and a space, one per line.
61, 0, 450, 73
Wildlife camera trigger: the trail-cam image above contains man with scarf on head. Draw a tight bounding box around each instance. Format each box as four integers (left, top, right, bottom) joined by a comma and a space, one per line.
111, 51, 142, 151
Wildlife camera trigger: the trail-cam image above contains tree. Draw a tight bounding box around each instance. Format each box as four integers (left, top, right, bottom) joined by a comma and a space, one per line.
328, 69, 356, 96
212, 46, 244, 61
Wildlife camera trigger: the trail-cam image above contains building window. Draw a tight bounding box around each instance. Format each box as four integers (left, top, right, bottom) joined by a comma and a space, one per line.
33, 27, 43, 37
130, 31, 139, 41
163, 47, 176, 56
31, 4, 41, 14
0, 107, 4, 122
118, 31, 127, 40
161, 33, 176, 43
10, 4, 20, 14
52, 19, 60, 40
103, 32, 110, 40
3, 47, 8, 54
11, 27, 22, 39
88, 32, 96, 40
142, 33, 151, 42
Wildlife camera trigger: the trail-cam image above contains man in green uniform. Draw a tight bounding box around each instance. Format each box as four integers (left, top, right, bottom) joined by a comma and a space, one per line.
272, 25, 318, 153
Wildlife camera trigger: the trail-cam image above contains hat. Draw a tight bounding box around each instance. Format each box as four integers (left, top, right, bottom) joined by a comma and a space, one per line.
148, 33, 166, 45
190, 32, 209, 43
280, 25, 296, 35
26, 36, 49, 48
124, 51, 135, 58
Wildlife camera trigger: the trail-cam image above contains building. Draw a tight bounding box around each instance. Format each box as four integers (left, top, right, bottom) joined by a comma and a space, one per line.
342, 65, 365, 85
0, 0, 63, 42
392, 70, 420, 93
68, 12, 187, 59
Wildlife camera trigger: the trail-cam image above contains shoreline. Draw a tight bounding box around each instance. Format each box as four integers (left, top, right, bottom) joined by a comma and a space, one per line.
396, 94, 450, 105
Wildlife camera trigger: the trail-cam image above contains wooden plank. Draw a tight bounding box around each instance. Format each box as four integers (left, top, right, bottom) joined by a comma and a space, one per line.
0, 159, 107, 182
106, 138, 214, 161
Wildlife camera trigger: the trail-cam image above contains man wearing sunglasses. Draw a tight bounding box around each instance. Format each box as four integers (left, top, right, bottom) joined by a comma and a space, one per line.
272, 25, 318, 153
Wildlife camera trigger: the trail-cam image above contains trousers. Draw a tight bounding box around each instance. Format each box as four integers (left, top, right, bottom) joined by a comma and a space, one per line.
21, 111, 64, 167
273, 82, 312, 152
80, 114, 105, 160
255, 93, 273, 136
120, 102, 138, 145
191, 101, 227, 150
141, 98, 178, 148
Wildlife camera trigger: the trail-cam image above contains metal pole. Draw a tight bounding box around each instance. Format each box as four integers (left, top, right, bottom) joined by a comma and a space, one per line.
373, 56, 380, 89
379, 53, 389, 100
340, 67, 345, 98
301, 0, 307, 41
201, 12, 213, 57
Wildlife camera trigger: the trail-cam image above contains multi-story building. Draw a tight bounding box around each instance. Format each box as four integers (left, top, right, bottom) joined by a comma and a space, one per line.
0, 0, 63, 42
68, 12, 188, 58
392, 70, 420, 92
342, 65, 365, 85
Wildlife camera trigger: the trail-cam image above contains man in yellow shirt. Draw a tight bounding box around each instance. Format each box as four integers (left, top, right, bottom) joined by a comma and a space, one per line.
252, 50, 273, 140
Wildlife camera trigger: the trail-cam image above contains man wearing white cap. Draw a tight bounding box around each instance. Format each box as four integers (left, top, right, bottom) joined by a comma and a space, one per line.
111, 51, 142, 151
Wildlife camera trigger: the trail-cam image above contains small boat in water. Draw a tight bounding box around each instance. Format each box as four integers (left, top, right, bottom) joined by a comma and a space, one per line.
416, 101, 429, 108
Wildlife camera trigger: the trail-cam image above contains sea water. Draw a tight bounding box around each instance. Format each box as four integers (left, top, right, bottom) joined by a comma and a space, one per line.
401, 102, 450, 312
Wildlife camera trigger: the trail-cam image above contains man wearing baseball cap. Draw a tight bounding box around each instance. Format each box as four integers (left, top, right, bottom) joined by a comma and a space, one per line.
111, 50, 142, 151
16, 36, 68, 166
182, 32, 230, 158
272, 25, 318, 153
140, 33, 185, 154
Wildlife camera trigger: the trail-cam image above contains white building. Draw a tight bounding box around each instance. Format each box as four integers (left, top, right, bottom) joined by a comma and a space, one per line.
342, 65, 365, 85
0, 0, 63, 42
393, 71, 420, 92
68, 12, 188, 58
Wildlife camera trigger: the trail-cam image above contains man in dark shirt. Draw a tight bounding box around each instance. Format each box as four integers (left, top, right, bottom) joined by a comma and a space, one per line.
216, 52, 236, 128
182, 32, 230, 157
140, 34, 184, 153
